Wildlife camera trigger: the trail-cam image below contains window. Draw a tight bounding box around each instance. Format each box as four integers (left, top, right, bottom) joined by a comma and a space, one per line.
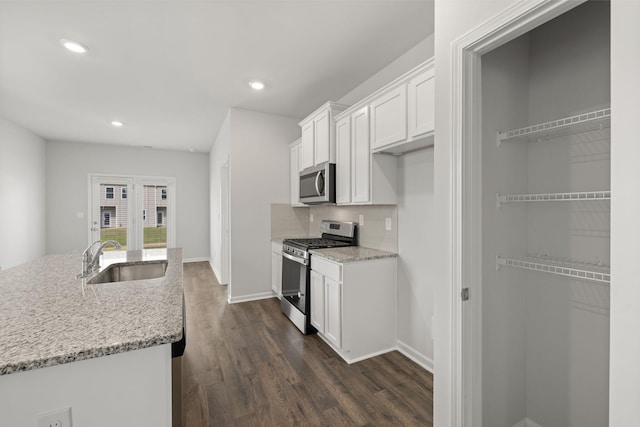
106, 187, 114, 199
102, 212, 111, 227
121, 187, 127, 199
161, 188, 167, 200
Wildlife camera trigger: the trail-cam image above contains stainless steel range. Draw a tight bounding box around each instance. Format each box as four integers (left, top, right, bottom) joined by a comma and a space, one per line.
280, 220, 358, 334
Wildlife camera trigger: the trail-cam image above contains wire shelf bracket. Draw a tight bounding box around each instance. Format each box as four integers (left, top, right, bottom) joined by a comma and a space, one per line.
496, 108, 611, 147
496, 190, 611, 208
496, 255, 610, 285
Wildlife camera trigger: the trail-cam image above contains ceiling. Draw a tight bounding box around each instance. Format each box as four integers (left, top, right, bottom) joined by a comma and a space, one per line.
0, 1, 434, 152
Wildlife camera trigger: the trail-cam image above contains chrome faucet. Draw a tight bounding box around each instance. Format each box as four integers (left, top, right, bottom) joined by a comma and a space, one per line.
78, 240, 121, 278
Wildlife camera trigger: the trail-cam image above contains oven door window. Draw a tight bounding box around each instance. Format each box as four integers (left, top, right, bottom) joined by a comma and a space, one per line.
300, 170, 324, 199
281, 255, 309, 314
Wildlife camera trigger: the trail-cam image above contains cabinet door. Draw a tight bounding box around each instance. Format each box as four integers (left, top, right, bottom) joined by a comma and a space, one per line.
290, 144, 301, 206
351, 106, 370, 204
271, 251, 282, 298
325, 277, 341, 348
310, 270, 325, 333
314, 110, 331, 165
300, 121, 315, 170
335, 116, 351, 204
407, 69, 435, 139
370, 85, 407, 150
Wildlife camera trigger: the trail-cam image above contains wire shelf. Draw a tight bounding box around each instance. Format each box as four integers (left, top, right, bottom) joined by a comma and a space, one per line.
496, 255, 610, 285
496, 191, 611, 208
497, 108, 611, 146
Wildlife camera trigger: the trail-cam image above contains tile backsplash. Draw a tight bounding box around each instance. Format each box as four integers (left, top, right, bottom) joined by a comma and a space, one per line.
271, 203, 398, 253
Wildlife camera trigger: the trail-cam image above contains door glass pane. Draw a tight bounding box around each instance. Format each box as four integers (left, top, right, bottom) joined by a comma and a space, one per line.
143, 185, 167, 249
99, 183, 128, 250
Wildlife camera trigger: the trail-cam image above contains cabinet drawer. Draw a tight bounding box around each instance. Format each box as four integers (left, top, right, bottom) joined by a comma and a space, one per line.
272, 242, 283, 253
311, 256, 341, 282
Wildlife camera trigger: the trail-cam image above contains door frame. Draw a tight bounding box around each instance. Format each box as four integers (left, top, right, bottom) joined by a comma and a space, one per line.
448, 0, 585, 425
220, 162, 230, 285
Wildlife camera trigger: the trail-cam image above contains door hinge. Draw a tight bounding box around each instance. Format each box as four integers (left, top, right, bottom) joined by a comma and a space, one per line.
461, 287, 470, 301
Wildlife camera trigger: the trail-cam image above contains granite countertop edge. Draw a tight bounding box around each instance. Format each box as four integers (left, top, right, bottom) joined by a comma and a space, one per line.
0, 249, 183, 376
0, 331, 182, 376
309, 246, 398, 263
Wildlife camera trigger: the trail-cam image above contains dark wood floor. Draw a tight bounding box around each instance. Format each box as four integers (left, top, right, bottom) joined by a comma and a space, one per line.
181, 262, 433, 426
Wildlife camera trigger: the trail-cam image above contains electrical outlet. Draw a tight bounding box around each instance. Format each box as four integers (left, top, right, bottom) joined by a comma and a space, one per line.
385, 218, 392, 231
358, 214, 364, 226
37, 407, 72, 427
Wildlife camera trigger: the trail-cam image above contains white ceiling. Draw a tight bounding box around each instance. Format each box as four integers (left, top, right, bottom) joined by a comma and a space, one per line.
0, 1, 434, 152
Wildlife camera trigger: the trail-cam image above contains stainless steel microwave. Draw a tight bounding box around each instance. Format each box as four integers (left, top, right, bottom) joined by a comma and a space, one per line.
299, 162, 335, 205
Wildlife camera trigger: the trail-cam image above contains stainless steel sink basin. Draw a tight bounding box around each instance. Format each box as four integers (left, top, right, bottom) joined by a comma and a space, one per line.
87, 260, 168, 284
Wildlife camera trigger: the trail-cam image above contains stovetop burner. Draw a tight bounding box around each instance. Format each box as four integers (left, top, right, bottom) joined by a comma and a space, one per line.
284, 237, 352, 249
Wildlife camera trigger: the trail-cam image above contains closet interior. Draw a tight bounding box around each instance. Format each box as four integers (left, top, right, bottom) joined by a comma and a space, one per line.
481, 2, 610, 426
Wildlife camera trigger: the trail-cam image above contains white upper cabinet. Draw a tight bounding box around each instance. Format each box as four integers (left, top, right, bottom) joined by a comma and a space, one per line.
298, 102, 349, 171
407, 67, 435, 139
335, 116, 351, 204
366, 58, 435, 155
370, 85, 407, 151
314, 110, 331, 164
334, 106, 397, 205
300, 121, 315, 170
351, 106, 371, 204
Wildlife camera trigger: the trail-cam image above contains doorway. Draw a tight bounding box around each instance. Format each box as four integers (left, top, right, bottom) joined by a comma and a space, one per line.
449, 1, 610, 426
89, 175, 176, 251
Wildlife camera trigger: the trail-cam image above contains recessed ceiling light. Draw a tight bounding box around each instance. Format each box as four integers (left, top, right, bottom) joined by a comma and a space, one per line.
111, 121, 124, 127
249, 81, 265, 90
60, 39, 88, 54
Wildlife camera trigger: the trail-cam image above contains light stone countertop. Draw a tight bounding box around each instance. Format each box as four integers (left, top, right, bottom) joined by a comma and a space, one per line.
310, 246, 397, 263
0, 248, 183, 376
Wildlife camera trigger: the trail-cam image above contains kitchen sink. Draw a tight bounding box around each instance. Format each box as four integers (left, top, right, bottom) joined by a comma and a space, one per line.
87, 260, 168, 284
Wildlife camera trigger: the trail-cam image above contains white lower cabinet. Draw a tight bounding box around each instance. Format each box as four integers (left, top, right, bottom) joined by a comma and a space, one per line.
310, 270, 325, 333
271, 242, 282, 299
310, 254, 396, 363
324, 277, 342, 348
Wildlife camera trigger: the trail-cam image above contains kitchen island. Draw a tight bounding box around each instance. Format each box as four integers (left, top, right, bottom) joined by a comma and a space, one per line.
0, 248, 183, 427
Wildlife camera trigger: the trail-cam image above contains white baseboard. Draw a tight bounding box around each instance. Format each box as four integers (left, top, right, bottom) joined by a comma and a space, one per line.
183, 257, 209, 263
346, 347, 396, 364
512, 418, 543, 427
228, 291, 275, 304
208, 259, 227, 285
395, 340, 434, 373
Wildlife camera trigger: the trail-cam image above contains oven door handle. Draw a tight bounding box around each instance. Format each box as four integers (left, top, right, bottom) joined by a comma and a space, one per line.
282, 252, 308, 266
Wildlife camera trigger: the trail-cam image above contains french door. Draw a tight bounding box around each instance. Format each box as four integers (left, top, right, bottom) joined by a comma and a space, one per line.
89, 175, 176, 251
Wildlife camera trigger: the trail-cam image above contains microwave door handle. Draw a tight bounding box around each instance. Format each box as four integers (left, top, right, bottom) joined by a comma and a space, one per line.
314, 171, 322, 196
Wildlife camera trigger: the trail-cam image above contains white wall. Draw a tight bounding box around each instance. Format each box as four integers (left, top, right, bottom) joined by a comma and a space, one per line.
481, 34, 531, 427
0, 345, 171, 427
433, 1, 522, 425
209, 112, 230, 281
0, 117, 46, 269
525, 5, 610, 427
337, 34, 437, 370
396, 149, 435, 370
209, 108, 299, 301
338, 35, 435, 106
45, 141, 209, 261
610, 0, 640, 424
